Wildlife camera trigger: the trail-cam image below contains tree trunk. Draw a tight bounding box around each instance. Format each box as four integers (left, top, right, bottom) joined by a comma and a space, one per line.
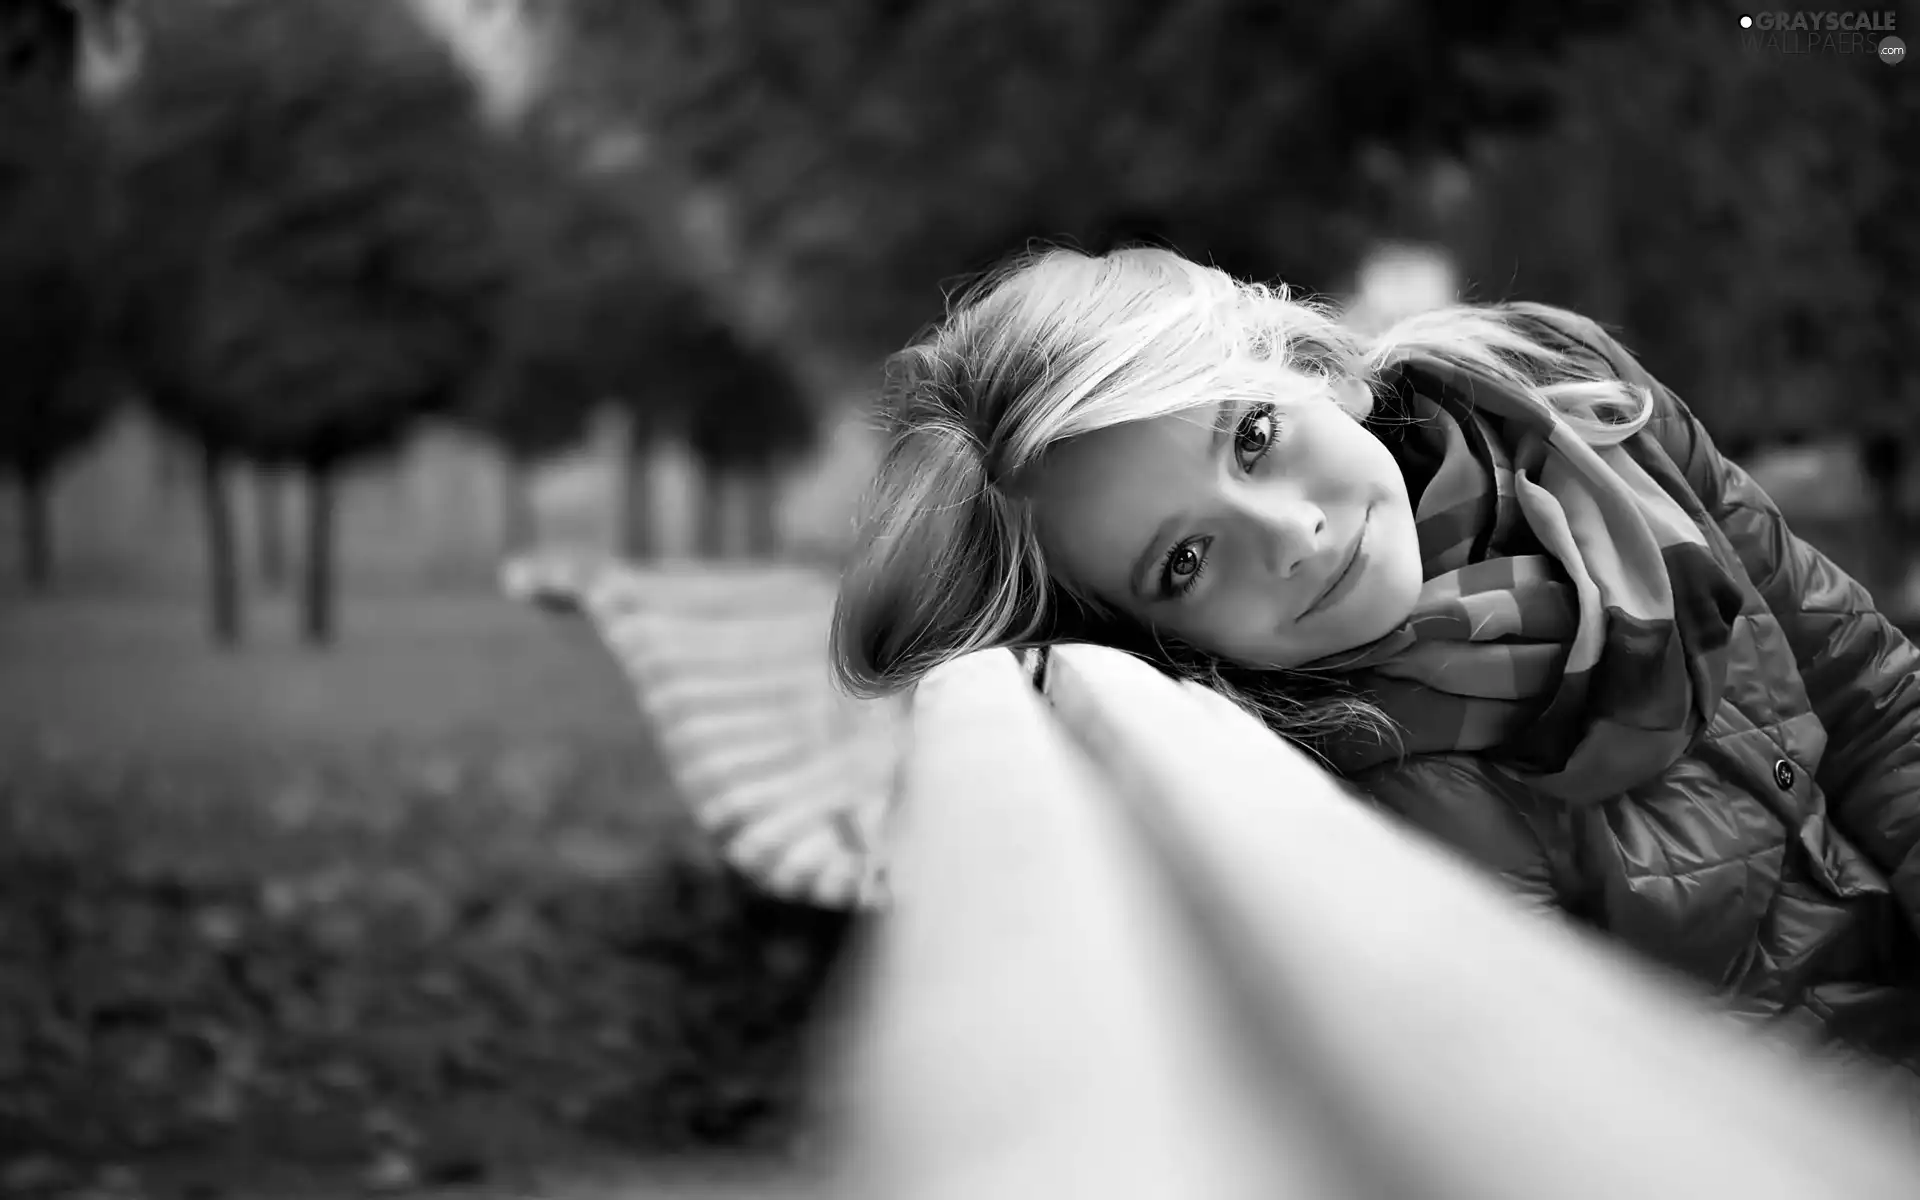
197, 442, 243, 647
154, 426, 190, 512
301, 461, 337, 646
744, 470, 781, 558
19, 472, 53, 590
1862, 433, 1904, 509
498, 454, 535, 556
255, 469, 287, 590
697, 468, 729, 559
622, 448, 654, 559
1863, 433, 1919, 615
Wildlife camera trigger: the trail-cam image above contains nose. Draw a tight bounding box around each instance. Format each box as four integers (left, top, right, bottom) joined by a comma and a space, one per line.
1224, 484, 1327, 580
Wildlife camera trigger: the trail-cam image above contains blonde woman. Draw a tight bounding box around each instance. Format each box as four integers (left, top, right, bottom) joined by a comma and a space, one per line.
833, 245, 1920, 1077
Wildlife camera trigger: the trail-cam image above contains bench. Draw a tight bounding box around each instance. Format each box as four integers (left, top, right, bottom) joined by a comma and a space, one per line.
503, 554, 1920, 1194
821, 643, 1920, 1199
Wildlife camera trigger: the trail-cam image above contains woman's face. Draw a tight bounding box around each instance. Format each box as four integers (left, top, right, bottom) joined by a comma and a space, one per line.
1026, 384, 1423, 668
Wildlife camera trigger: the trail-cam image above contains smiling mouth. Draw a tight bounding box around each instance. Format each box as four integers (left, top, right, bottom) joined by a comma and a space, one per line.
1303, 513, 1369, 619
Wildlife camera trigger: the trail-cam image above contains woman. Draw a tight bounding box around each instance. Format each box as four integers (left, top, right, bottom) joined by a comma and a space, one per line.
831, 245, 1920, 1073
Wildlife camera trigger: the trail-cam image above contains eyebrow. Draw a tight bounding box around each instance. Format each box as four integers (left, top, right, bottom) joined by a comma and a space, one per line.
1126, 402, 1238, 601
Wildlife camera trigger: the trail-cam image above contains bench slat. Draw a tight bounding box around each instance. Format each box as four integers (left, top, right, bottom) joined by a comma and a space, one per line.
1040, 643, 1920, 1199
830, 648, 1375, 1200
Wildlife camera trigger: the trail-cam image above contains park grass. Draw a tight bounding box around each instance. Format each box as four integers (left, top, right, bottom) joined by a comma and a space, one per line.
0, 592, 853, 1200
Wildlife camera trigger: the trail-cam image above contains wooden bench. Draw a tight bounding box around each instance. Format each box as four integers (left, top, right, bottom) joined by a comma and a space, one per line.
820, 644, 1920, 1200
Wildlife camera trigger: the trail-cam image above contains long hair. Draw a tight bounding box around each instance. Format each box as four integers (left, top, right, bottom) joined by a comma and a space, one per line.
829, 245, 1651, 756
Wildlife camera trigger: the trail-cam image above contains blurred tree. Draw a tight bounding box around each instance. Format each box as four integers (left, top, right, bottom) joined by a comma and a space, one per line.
0, 3, 122, 590
1438, 5, 1920, 604
465, 343, 603, 557
468, 151, 683, 555
472, 95, 825, 560
524, 0, 1697, 569
672, 306, 819, 557
586, 287, 819, 560
104, 0, 512, 644
1458, 9, 1891, 459
1855, 38, 1920, 541
252, 468, 288, 591
553, 0, 1648, 369
545, 0, 1906, 565
1, 0, 86, 91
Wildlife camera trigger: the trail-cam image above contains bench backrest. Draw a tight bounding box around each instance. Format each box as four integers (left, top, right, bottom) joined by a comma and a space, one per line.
826, 644, 1920, 1199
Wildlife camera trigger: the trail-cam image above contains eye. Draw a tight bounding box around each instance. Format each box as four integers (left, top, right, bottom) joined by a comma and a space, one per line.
1234, 403, 1279, 468
1159, 536, 1211, 599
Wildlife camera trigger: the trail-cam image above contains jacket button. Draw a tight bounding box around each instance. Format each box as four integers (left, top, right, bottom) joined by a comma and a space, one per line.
1773, 759, 1796, 789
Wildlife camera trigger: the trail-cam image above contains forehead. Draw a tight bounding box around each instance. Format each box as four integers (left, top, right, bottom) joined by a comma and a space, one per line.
1033, 406, 1218, 492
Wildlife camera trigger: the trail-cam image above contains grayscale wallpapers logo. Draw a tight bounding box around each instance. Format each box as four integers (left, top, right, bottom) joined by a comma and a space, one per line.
1736, 11, 1904, 60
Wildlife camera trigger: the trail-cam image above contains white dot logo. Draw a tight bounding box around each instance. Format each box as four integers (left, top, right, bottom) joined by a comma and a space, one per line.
1882, 36, 1907, 65
1739, 14, 1754, 28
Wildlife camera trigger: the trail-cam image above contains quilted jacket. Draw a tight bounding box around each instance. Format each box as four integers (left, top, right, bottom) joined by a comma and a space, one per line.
1352, 306, 1920, 1074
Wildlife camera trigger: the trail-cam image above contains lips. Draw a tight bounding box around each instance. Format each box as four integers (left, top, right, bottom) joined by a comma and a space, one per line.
1303, 513, 1368, 619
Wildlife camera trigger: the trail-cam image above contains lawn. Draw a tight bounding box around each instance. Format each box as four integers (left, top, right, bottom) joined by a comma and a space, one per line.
0, 591, 853, 1200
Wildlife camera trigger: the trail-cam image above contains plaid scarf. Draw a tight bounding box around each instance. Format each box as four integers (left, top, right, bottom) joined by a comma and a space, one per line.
1312, 359, 1743, 804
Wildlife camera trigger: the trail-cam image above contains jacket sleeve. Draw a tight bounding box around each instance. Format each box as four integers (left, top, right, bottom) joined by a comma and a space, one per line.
1353, 754, 1565, 917
1513, 303, 1920, 929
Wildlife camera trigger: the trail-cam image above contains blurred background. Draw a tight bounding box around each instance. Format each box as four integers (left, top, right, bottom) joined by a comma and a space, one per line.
0, 0, 1913, 1196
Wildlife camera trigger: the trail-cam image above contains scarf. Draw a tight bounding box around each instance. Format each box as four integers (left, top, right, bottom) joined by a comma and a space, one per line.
1311, 359, 1744, 804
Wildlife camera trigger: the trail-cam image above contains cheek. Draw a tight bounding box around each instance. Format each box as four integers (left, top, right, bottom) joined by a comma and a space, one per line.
1352, 427, 1408, 501
1187, 577, 1292, 657
1377, 499, 1427, 588
1290, 411, 1391, 499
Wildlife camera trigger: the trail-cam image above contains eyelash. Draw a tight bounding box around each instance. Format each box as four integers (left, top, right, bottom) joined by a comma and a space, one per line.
1157, 403, 1281, 599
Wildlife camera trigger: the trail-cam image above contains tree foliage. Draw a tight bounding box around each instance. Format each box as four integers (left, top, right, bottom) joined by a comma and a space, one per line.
99, 0, 515, 640
555, 0, 1648, 362
106, 0, 511, 470
1457, 9, 1907, 450
549, 0, 1908, 473
0, 82, 118, 483
0, 4, 122, 586
465, 155, 672, 463
467, 131, 818, 559
658, 298, 819, 478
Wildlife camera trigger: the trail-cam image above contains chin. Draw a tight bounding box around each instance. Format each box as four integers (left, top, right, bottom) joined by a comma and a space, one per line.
1346, 592, 1412, 649
1364, 529, 1425, 635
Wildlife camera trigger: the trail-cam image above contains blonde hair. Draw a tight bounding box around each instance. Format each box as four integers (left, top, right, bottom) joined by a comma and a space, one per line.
830, 245, 1651, 755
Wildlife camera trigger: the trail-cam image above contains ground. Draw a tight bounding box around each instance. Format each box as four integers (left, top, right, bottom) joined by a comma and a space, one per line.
0, 590, 852, 1200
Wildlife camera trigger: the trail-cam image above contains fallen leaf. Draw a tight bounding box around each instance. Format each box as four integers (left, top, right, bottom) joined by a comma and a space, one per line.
362, 1149, 419, 1194
194, 907, 245, 949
